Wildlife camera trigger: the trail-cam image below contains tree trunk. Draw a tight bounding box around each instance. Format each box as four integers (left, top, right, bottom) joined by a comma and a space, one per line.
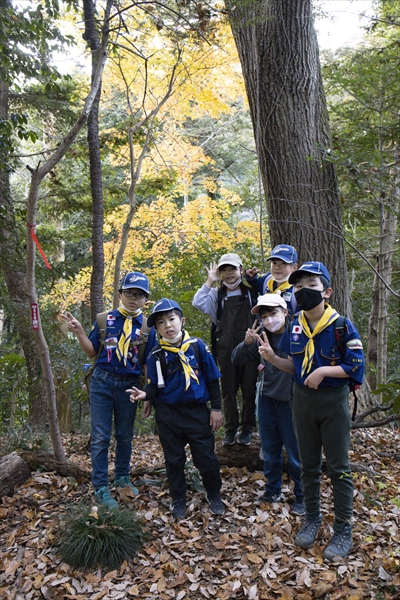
0, 71, 47, 430
227, 0, 350, 315
83, 0, 105, 321
0, 452, 31, 497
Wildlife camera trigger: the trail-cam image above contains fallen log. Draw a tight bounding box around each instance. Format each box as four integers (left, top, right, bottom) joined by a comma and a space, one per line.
215, 436, 264, 471
0, 452, 31, 497
19, 449, 90, 480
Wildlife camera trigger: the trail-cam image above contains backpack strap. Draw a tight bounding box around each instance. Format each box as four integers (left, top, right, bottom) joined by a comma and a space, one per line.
334, 315, 359, 421
137, 316, 150, 366
94, 311, 109, 362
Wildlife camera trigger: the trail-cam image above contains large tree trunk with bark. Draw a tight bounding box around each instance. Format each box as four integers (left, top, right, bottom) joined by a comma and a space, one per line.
83, 0, 105, 321
227, 0, 350, 315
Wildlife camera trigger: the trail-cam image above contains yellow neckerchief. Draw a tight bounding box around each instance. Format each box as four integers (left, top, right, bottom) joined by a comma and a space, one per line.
159, 330, 200, 390
267, 277, 292, 294
116, 307, 142, 365
298, 303, 339, 377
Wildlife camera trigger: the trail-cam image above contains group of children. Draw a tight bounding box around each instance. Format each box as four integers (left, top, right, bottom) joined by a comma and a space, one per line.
64, 245, 364, 562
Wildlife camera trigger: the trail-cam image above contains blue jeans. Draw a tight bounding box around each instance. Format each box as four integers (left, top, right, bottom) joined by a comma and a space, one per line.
258, 395, 303, 499
90, 367, 139, 490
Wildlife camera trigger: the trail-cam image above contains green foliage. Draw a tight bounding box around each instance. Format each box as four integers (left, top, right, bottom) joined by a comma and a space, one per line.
372, 373, 400, 413
56, 504, 148, 571
0, 354, 28, 434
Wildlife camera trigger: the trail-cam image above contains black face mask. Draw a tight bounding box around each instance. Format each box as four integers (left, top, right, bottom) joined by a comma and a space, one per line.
295, 288, 324, 311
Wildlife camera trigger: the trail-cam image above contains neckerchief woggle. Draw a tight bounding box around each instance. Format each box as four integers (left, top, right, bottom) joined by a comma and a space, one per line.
298, 303, 339, 377
159, 331, 200, 390
116, 307, 142, 365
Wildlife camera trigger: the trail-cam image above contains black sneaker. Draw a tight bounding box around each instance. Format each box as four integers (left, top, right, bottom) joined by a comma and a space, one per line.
237, 427, 252, 446
295, 515, 322, 548
323, 522, 353, 561
259, 492, 282, 503
222, 430, 237, 446
291, 498, 305, 516
170, 500, 186, 520
206, 494, 225, 515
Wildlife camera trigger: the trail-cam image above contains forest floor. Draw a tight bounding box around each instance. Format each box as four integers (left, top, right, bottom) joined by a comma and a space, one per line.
0, 426, 399, 600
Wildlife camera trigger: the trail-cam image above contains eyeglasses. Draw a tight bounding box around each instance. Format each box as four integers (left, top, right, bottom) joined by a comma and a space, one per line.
122, 290, 146, 299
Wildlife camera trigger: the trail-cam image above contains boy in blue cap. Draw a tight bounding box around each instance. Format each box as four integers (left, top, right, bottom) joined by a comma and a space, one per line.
63, 271, 156, 509
256, 262, 364, 561
128, 298, 224, 520
245, 244, 298, 315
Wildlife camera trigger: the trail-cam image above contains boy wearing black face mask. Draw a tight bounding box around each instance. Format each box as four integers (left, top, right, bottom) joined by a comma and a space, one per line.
256, 262, 364, 563
231, 294, 304, 515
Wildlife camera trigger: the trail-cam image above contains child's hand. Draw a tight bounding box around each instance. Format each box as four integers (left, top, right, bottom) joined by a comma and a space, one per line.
210, 409, 223, 431
142, 400, 151, 417
62, 312, 84, 335
304, 368, 325, 389
126, 387, 147, 403
255, 331, 275, 361
245, 267, 260, 279
205, 262, 220, 286
244, 319, 262, 345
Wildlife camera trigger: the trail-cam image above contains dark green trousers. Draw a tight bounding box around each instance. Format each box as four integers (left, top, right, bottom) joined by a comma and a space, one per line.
292, 383, 353, 522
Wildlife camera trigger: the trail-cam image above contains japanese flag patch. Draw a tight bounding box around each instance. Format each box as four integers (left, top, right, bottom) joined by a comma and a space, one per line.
292, 325, 302, 334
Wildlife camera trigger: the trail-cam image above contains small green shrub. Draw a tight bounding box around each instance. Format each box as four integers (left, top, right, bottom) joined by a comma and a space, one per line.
56, 504, 148, 570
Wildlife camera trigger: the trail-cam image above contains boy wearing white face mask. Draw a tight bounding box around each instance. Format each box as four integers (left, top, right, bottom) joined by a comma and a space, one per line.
231, 294, 304, 515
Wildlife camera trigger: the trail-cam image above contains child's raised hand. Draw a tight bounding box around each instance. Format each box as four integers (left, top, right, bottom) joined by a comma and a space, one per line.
244, 319, 262, 345
256, 331, 275, 362
126, 387, 147, 403
245, 266, 260, 279
62, 312, 84, 335
205, 261, 220, 286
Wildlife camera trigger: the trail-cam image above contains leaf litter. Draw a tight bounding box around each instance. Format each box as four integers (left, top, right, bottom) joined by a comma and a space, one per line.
0, 427, 399, 599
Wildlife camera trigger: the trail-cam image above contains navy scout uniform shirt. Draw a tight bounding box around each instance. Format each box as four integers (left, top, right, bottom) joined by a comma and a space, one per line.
88, 309, 156, 376
146, 338, 221, 405
279, 314, 364, 388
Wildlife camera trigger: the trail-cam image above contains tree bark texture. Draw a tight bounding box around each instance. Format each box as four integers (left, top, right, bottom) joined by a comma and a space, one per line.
83, 0, 105, 321
227, 0, 350, 315
0, 452, 31, 497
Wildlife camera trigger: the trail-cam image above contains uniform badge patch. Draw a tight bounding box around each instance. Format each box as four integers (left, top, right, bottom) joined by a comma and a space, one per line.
293, 325, 302, 334
292, 334, 299, 342
346, 339, 363, 351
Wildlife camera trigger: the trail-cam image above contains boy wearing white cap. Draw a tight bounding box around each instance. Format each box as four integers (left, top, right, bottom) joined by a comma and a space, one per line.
192, 253, 259, 446
232, 294, 304, 515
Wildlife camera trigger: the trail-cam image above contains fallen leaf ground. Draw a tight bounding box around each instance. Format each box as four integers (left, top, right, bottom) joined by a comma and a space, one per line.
0, 427, 399, 600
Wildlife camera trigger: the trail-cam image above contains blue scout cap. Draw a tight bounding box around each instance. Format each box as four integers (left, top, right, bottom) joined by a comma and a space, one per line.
267, 244, 298, 264
288, 262, 331, 285
147, 298, 183, 328
119, 272, 150, 294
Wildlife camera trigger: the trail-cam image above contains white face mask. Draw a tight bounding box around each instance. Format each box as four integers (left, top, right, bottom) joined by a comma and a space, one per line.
161, 332, 183, 344
273, 274, 290, 284
263, 314, 285, 333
